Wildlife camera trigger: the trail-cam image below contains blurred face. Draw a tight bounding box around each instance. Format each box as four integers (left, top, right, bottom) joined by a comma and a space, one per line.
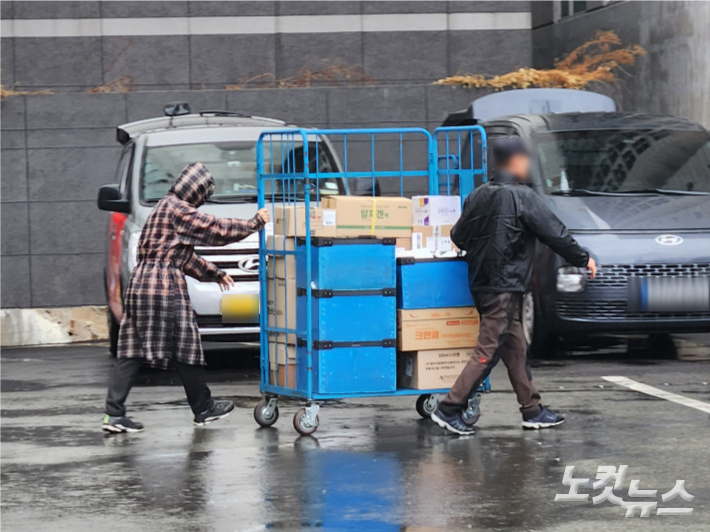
504, 153, 531, 181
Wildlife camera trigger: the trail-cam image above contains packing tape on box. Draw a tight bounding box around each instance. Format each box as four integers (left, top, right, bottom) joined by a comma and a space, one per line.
370, 197, 377, 235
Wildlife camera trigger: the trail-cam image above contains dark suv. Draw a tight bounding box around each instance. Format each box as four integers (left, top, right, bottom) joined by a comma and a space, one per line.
446, 99, 710, 357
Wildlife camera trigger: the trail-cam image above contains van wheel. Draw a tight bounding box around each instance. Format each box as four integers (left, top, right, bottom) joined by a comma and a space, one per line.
647, 334, 678, 360
108, 310, 120, 357
527, 294, 559, 359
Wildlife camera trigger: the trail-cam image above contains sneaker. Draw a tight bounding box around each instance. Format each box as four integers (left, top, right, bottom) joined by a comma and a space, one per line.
521, 406, 565, 430
194, 400, 234, 427
462, 393, 482, 426
431, 408, 475, 435
102, 414, 144, 433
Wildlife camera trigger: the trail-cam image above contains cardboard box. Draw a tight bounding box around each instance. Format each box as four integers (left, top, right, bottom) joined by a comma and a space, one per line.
269, 364, 296, 388
274, 205, 336, 237
268, 335, 297, 387
322, 195, 412, 238
269, 339, 296, 364
268, 330, 297, 352
396, 236, 412, 252
266, 235, 296, 279
398, 307, 479, 351
398, 348, 474, 390
411, 225, 454, 253
266, 277, 297, 343
412, 196, 461, 226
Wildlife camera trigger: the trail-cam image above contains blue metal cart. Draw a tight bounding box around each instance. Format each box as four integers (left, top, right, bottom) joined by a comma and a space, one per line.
254, 126, 488, 435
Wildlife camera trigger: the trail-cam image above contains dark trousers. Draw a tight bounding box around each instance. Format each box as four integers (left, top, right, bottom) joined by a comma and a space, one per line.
105, 358, 214, 417
439, 292, 541, 416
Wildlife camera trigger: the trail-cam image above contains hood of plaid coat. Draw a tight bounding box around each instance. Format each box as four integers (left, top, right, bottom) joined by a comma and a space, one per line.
170, 162, 216, 208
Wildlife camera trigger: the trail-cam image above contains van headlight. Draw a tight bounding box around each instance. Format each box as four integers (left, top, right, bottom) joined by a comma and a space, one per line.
556, 266, 586, 292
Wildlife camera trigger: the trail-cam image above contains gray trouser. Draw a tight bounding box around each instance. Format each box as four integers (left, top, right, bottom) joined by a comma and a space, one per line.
438, 292, 541, 416
105, 358, 213, 417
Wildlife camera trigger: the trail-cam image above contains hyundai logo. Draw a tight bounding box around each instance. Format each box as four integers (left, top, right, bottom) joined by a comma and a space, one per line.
237, 256, 260, 273
655, 234, 684, 246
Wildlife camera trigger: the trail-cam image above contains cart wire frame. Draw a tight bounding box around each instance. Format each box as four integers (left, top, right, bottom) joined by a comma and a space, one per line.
255, 126, 488, 432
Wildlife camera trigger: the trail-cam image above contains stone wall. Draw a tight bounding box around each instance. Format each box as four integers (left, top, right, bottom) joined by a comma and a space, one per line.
1, 84, 489, 309
1, 0, 531, 312
1, 0, 532, 91
532, 0, 710, 129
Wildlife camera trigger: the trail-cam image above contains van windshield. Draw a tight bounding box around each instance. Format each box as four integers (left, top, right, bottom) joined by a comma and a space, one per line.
141, 141, 344, 203
537, 129, 710, 194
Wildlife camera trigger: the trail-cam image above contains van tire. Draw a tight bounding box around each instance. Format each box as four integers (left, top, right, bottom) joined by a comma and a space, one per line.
647, 334, 678, 360
528, 294, 560, 359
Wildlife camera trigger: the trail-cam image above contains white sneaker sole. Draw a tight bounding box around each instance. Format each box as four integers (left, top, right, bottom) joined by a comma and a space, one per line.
430, 412, 475, 436
521, 418, 565, 430
194, 407, 233, 427
102, 423, 143, 433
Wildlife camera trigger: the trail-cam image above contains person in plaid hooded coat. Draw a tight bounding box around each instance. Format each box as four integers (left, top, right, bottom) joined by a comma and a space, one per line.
103, 162, 270, 433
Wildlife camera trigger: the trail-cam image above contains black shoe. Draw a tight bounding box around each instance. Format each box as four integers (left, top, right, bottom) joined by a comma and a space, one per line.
431, 408, 475, 435
521, 405, 565, 430
102, 414, 144, 433
194, 400, 234, 427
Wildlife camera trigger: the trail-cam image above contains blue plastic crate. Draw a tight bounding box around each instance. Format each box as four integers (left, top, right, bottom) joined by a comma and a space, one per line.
396, 257, 474, 309
297, 237, 396, 290
297, 288, 396, 343
296, 342, 397, 395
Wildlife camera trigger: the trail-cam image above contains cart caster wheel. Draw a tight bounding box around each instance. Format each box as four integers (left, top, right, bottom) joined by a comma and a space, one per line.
254, 398, 279, 427
293, 406, 320, 436
416, 394, 438, 419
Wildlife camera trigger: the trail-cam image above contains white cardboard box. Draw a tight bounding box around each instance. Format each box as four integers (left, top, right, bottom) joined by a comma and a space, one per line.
412, 195, 461, 226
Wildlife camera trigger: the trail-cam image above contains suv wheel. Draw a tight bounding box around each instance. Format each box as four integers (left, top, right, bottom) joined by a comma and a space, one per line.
108, 309, 120, 357
527, 293, 560, 359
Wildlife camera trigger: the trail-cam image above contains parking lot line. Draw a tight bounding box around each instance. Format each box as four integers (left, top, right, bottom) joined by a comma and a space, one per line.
603, 376, 710, 414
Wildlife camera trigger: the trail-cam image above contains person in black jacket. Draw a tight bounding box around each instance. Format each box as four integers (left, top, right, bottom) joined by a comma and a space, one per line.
431, 137, 596, 435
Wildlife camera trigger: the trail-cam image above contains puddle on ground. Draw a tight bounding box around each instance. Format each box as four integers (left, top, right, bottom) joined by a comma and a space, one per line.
1, 380, 49, 392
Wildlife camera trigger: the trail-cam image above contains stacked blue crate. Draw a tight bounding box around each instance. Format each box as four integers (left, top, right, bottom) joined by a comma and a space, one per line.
295, 237, 398, 395
396, 257, 474, 309
396, 256, 490, 392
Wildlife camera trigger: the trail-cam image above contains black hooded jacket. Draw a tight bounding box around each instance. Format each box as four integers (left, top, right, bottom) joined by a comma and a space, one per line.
451, 171, 589, 293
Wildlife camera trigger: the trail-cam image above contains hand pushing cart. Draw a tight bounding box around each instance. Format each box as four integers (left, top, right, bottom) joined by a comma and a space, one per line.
254, 126, 488, 435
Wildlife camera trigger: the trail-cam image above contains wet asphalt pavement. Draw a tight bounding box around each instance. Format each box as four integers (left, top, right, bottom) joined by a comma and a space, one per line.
2, 340, 710, 532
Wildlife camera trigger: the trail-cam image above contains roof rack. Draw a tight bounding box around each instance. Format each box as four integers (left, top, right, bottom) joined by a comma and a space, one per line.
116, 111, 286, 145
199, 110, 252, 118
198, 111, 284, 125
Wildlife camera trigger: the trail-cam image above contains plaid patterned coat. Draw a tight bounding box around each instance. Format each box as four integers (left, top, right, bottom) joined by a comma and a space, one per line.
118, 162, 265, 368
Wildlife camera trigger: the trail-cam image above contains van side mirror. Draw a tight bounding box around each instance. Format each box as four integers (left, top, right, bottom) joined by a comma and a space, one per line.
98, 184, 130, 213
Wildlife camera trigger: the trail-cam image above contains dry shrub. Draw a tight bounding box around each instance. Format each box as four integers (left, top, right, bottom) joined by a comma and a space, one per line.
86, 76, 135, 93
227, 59, 377, 90
435, 31, 645, 90
1, 84, 53, 100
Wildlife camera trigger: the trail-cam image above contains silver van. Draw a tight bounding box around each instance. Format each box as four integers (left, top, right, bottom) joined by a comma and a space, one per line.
98, 103, 344, 355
